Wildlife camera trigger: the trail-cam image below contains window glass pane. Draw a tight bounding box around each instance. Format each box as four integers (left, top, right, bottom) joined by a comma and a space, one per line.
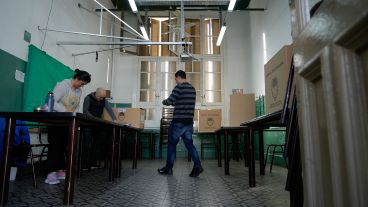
185, 19, 200, 54
161, 75, 176, 91
187, 73, 200, 90
160, 61, 176, 91
204, 61, 221, 72
140, 90, 156, 102
140, 73, 156, 89
196, 91, 201, 103
145, 108, 157, 120
205, 73, 221, 90
139, 17, 176, 57
193, 61, 201, 72
185, 37, 201, 54
150, 19, 160, 56
160, 61, 176, 72
141, 61, 156, 73
185, 61, 201, 72
204, 18, 221, 55
185, 19, 200, 36
161, 90, 173, 100
205, 91, 222, 103
185, 62, 192, 72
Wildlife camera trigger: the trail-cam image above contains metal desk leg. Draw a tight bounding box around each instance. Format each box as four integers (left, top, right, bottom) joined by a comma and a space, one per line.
77, 128, 84, 178
109, 127, 116, 181
117, 127, 122, 178
64, 118, 78, 205
149, 133, 153, 160
259, 130, 265, 176
151, 133, 155, 160
244, 130, 249, 167
224, 130, 229, 175
217, 133, 222, 167
249, 128, 256, 187
0, 118, 15, 205
133, 131, 138, 169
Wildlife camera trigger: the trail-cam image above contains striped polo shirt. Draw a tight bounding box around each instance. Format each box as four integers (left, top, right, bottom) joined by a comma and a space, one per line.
162, 82, 196, 124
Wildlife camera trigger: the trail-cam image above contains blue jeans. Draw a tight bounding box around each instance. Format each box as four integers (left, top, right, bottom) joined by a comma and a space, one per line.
166, 122, 201, 169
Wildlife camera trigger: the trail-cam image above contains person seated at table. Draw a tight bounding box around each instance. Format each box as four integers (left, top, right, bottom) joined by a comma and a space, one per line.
82, 87, 116, 169
45, 69, 91, 185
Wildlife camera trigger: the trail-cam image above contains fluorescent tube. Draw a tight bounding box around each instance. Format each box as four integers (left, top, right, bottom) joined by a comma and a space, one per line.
228, 0, 236, 12
128, 0, 138, 13
216, 25, 227, 46
140, 26, 149, 40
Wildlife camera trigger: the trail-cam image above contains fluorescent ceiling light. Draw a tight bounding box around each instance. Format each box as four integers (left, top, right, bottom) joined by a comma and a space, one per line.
128, 0, 138, 13
140, 26, 149, 40
228, 0, 236, 12
216, 25, 227, 46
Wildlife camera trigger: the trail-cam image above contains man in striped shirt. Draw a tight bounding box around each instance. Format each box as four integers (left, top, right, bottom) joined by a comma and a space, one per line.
158, 70, 203, 177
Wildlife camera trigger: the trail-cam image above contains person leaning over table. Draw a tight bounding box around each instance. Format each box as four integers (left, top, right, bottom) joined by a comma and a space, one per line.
82, 87, 116, 168
44, 69, 91, 185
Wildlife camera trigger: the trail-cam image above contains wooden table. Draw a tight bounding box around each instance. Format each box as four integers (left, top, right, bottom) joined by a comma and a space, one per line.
0, 112, 125, 205
241, 110, 285, 187
214, 126, 249, 175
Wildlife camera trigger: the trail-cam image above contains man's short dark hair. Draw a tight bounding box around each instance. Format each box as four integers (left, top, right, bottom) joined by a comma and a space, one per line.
175, 70, 186, 79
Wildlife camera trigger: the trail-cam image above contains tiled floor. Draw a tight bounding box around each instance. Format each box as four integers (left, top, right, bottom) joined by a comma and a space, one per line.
8, 159, 289, 206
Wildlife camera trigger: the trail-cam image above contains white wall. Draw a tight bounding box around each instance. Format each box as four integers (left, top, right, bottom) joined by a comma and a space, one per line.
222, 11, 253, 125
112, 54, 138, 103
0, 0, 117, 110
248, 0, 293, 96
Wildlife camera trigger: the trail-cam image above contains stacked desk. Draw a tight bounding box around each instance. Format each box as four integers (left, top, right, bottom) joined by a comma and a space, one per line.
214, 127, 249, 175
241, 110, 285, 187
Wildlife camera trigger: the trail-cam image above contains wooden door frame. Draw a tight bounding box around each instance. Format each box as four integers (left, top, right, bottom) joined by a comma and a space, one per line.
292, 0, 368, 206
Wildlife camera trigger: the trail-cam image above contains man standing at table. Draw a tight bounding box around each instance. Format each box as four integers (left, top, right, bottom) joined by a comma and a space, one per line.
82, 87, 116, 168
157, 70, 203, 177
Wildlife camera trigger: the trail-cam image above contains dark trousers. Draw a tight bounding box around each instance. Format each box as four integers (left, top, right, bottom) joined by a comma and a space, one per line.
166, 122, 201, 169
82, 128, 110, 167
47, 126, 68, 172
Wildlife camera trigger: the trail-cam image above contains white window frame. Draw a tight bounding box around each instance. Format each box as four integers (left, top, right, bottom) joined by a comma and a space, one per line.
136, 15, 225, 128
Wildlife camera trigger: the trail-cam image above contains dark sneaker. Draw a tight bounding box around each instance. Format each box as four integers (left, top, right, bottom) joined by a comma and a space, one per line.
157, 167, 173, 175
189, 166, 204, 177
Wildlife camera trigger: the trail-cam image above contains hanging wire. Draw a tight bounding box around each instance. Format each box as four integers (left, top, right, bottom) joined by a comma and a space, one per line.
41, 0, 54, 50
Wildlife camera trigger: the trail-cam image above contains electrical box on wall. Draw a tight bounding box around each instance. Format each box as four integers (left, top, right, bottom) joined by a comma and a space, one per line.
24, 30, 31, 43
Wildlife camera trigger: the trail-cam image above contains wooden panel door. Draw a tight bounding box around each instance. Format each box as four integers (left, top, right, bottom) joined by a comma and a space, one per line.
292, 0, 368, 206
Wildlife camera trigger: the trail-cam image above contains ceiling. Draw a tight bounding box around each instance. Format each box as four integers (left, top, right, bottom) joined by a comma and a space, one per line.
111, 0, 252, 11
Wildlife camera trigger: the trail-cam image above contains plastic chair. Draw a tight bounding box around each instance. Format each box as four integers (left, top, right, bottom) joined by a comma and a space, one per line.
264, 144, 288, 173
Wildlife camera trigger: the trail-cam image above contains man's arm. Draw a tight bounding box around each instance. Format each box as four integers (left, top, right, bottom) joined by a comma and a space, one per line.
104, 100, 117, 120
83, 96, 94, 117
162, 85, 180, 106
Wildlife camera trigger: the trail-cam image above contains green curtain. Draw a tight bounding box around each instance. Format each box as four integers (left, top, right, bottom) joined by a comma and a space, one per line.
23, 45, 74, 112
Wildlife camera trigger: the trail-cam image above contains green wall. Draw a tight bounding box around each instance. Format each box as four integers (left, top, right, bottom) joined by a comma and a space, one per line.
0, 49, 26, 112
